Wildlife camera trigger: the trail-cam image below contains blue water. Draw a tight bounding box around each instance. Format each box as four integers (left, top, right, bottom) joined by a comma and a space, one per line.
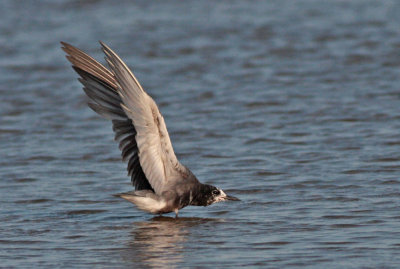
1, 0, 400, 268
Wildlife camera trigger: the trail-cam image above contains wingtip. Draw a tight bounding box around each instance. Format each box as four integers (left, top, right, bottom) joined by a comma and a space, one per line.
99, 41, 115, 59
113, 191, 135, 198
99, 40, 110, 51
60, 41, 68, 52
60, 41, 76, 55
60, 41, 71, 49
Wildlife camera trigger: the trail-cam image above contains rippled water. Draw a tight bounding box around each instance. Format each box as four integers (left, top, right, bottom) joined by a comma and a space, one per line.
1, 0, 400, 268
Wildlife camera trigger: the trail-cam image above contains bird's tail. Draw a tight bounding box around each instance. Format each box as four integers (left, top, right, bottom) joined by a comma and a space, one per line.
114, 190, 167, 214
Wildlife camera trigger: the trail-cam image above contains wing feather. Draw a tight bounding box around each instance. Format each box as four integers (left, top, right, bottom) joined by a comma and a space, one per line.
63, 41, 197, 195
98, 42, 196, 194
61, 42, 153, 191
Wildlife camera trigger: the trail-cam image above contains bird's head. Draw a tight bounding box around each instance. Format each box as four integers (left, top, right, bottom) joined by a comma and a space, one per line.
199, 184, 240, 206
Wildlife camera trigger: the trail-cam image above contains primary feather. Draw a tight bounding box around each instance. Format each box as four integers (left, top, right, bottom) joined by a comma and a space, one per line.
61, 41, 198, 195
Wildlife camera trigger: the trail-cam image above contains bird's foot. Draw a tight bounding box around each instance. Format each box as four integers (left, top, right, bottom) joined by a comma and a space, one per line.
174, 209, 179, 218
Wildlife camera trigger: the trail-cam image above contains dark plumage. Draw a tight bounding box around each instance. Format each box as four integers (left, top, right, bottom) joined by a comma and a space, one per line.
62, 41, 239, 217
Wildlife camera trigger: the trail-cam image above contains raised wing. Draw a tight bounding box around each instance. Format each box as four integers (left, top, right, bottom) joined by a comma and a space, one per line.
62, 42, 196, 195
62, 42, 153, 191
100, 42, 196, 194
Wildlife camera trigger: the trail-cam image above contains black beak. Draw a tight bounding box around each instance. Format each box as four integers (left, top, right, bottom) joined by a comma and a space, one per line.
225, 195, 240, 201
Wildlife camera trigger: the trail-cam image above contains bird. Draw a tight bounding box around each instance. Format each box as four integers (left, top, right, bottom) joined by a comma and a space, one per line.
61, 41, 240, 217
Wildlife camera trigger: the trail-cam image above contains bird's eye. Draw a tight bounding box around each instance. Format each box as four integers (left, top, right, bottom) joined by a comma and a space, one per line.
212, 190, 220, 195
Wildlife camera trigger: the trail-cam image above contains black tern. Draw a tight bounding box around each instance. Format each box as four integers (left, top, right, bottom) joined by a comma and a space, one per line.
61, 42, 239, 217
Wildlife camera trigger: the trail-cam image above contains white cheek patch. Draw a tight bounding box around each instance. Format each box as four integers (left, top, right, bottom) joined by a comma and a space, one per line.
214, 189, 227, 203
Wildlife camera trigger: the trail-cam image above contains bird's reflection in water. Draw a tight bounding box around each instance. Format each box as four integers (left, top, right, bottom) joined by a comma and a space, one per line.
122, 216, 222, 268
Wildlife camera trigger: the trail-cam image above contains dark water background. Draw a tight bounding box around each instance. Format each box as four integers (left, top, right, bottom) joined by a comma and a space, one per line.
1, 0, 400, 268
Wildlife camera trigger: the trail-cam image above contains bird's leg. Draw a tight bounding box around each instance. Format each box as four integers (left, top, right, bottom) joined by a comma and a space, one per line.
174, 209, 179, 218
